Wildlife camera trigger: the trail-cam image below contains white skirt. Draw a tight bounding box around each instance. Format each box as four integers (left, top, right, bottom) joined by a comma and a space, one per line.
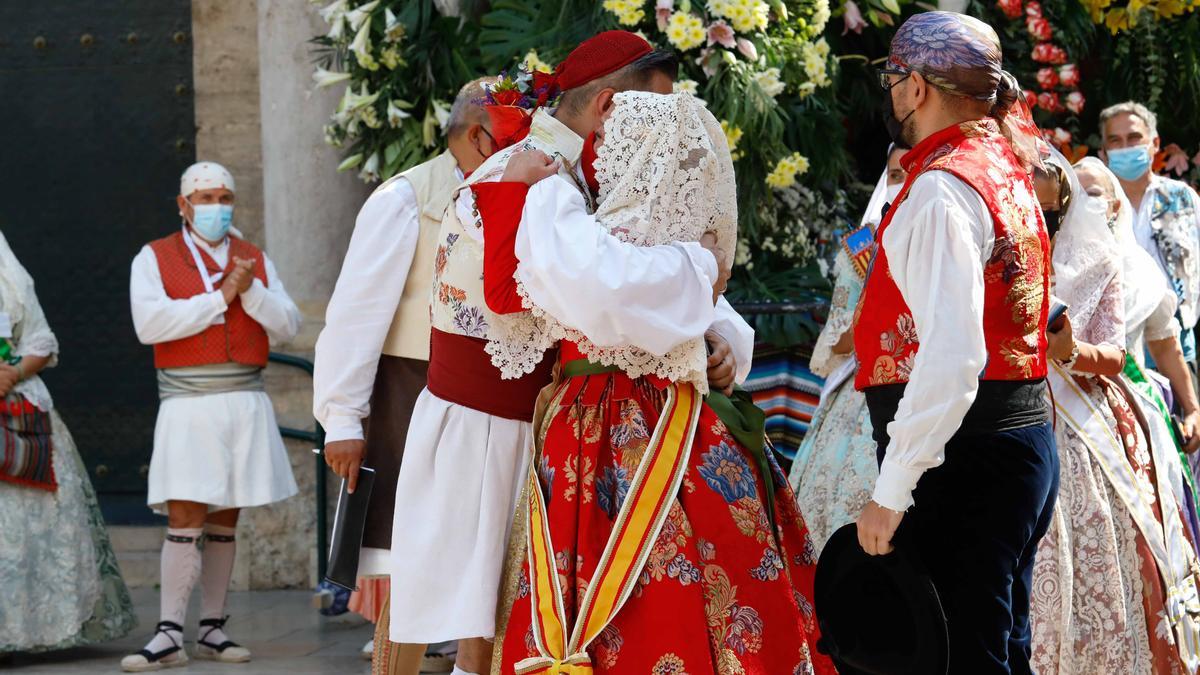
147, 390, 298, 513
389, 389, 532, 643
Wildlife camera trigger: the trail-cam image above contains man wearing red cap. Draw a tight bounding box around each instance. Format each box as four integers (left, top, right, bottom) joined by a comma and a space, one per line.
383, 31, 751, 675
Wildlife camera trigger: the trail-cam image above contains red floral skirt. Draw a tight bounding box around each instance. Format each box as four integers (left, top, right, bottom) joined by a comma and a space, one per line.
499, 366, 835, 674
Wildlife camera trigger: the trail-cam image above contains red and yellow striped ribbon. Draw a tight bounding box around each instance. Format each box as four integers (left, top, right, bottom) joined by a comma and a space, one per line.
518, 383, 701, 674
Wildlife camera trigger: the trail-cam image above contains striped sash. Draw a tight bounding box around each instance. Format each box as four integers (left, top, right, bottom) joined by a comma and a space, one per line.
516, 382, 701, 675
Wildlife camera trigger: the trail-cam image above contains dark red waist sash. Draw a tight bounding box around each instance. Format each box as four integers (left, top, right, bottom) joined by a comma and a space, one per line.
426, 328, 555, 421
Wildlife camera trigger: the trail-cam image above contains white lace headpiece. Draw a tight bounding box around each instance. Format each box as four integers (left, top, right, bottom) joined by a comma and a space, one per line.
1048, 148, 1126, 347
490, 91, 737, 392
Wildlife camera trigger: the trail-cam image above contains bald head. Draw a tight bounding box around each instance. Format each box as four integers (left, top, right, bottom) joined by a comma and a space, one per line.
446, 77, 491, 139
446, 76, 497, 173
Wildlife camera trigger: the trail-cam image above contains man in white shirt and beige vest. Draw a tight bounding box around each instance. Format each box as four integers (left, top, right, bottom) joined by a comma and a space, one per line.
312, 78, 495, 672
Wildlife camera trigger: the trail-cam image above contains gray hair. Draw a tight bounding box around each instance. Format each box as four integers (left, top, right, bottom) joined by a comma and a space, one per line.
445, 77, 492, 138
1099, 101, 1159, 140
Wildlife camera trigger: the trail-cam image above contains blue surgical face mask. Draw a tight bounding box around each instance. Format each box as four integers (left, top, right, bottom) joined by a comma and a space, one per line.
1107, 144, 1153, 182
189, 202, 234, 242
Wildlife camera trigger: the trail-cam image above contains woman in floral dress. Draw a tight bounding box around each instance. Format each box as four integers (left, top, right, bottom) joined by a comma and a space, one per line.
1030, 153, 1200, 674
787, 144, 906, 553
492, 92, 834, 674
0, 230, 136, 654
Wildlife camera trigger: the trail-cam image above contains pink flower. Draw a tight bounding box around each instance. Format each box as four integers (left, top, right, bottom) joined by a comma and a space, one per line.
997, 0, 1022, 19
1163, 143, 1190, 176
1026, 16, 1052, 41
736, 37, 758, 61
1058, 64, 1079, 88
707, 20, 736, 48
656, 0, 672, 31
1065, 91, 1085, 115
1023, 89, 1038, 109
1035, 67, 1059, 90
1025, 1, 1043, 18
695, 48, 718, 77
1037, 91, 1061, 113
1052, 127, 1072, 145
843, 0, 868, 34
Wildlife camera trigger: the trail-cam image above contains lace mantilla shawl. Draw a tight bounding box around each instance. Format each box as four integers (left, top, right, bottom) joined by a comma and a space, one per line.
487, 92, 737, 392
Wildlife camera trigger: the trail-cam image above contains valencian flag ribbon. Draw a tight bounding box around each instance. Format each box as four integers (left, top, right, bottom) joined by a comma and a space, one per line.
841, 224, 875, 280
515, 383, 702, 675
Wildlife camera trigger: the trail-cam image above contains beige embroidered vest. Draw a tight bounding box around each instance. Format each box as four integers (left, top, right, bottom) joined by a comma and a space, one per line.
380, 150, 460, 361
429, 110, 589, 371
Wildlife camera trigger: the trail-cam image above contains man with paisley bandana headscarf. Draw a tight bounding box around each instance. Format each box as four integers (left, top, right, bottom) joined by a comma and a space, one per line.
853, 11, 1058, 674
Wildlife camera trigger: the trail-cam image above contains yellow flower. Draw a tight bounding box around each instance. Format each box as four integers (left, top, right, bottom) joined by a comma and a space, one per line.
766, 151, 809, 190
380, 45, 404, 70
1106, 7, 1131, 32
666, 12, 705, 50
721, 120, 744, 159
523, 49, 552, 73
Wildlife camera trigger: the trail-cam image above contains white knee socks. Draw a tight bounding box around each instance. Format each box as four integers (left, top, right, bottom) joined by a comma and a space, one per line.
199, 524, 238, 646
145, 527, 203, 654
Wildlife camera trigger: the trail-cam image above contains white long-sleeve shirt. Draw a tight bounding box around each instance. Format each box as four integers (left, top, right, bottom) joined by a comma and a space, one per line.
313, 176, 429, 443
314, 163, 754, 444
872, 171, 996, 512
130, 234, 301, 347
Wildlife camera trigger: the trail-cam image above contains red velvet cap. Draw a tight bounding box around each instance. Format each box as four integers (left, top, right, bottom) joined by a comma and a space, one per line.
555, 30, 653, 92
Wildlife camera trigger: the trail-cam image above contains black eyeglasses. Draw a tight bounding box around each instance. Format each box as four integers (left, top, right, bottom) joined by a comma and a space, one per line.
877, 66, 911, 91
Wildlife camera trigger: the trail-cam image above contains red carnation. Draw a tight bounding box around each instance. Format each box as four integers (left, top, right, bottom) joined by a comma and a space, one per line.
997, 0, 1022, 19
1058, 64, 1080, 88
1065, 91, 1085, 115
1036, 67, 1059, 90
1031, 42, 1067, 64
1025, 1, 1043, 18
1026, 16, 1052, 41
492, 89, 522, 106
1024, 89, 1038, 109
1037, 91, 1061, 113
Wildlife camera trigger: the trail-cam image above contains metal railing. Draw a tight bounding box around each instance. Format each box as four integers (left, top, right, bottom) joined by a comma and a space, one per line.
267, 352, 329, 582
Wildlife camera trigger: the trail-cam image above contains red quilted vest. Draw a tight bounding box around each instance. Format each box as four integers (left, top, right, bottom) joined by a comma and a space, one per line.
854, 120, 1050, 391
148, 231, 270, 369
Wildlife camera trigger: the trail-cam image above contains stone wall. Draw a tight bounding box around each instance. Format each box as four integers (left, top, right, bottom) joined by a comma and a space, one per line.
187, 0, 366, 590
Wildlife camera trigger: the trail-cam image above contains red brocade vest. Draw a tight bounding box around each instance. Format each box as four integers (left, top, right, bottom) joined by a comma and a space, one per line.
149, 231, 270, 369
854, 120, 1050, 391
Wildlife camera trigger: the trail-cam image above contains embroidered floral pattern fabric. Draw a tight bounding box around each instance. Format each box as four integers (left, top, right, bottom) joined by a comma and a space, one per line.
499, 370, 833, 674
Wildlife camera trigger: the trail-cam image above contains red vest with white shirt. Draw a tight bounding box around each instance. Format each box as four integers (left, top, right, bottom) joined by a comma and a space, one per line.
148, 231, 269, 369
854, 119, 1051, 391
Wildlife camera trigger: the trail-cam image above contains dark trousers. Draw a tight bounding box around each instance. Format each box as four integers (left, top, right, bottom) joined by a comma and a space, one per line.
875, 423, 1059, 674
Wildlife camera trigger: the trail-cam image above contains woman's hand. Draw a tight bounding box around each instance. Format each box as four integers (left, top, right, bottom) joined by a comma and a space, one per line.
1047, 311, 1075, 362
0, 364, 19, 398
501, 150, 560, 185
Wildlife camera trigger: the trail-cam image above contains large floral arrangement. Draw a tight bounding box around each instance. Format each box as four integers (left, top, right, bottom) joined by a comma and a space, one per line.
313, 0, 862, 344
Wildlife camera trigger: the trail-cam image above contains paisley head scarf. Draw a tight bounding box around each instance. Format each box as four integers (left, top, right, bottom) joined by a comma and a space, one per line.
889, 11, 1043, 169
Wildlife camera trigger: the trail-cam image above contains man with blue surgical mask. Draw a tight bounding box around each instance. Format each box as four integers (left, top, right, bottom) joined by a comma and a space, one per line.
1101, 101, 1200, 368
123, 161, 301, 672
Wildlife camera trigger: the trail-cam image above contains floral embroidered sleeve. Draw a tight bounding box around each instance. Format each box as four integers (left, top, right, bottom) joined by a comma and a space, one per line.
872, 171, 993, 512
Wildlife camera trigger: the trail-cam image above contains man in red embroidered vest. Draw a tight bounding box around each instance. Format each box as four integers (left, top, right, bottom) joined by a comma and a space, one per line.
124, 162, 301, 672
850, 12, 1058, 674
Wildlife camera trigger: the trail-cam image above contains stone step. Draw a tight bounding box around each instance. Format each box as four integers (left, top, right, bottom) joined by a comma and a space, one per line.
107, 525, 165, 553
115, 550, 160, 589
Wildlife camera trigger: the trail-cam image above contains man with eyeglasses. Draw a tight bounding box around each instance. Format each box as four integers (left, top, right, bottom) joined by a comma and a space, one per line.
312, 76, 496, 672
852, 11, 1058, 674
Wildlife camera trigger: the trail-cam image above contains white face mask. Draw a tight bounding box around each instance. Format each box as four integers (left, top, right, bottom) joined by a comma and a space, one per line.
884, 183, 903, 204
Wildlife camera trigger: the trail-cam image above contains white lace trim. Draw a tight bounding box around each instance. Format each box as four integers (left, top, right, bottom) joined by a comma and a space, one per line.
485, 92, 737, 393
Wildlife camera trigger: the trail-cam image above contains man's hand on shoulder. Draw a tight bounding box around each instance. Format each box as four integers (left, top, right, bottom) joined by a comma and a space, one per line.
501, 150, 560, 185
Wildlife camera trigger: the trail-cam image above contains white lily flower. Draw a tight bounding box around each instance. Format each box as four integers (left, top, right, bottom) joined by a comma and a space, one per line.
387, 99, 411, 127
431, 99, 451, 129
319, 0, 348, 23
349, 17, 372, 65
312, 66, 352, 88
345, 0, 380, 30
359, 151, 381, 182
384, 8, 405, 42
